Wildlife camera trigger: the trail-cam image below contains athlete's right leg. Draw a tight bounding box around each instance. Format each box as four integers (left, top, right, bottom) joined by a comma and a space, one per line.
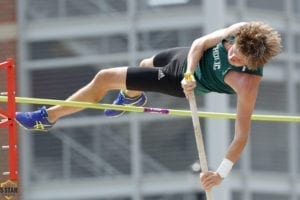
105, 47, 189, 117
111, 47, 183, 99
121, 47, 187, 97
111, 47, 185, 98
103, 58, 152, 117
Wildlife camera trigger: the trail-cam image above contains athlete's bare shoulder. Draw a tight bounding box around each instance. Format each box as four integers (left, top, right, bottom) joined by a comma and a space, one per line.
224, 70, 262, 94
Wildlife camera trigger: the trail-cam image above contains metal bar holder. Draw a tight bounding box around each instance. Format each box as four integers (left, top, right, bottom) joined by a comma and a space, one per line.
0, 59, 18, 181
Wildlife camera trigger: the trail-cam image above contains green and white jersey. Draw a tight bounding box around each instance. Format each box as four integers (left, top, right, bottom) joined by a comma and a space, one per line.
192, 37, 263, 95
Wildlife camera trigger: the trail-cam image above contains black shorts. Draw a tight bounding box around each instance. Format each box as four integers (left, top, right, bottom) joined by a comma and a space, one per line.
126, 47, 189, 97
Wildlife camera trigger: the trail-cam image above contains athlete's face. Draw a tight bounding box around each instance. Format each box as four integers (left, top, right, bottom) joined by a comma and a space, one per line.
227, 44, 247, 67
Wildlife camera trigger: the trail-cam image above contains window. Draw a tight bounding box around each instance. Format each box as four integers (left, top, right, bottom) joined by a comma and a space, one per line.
251, 121, 289, 172
246, 0, 285, 12
295, 34, 300, 54
29, 35, 128, 60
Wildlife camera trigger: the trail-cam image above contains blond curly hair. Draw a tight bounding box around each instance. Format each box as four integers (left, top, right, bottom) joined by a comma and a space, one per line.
235, 22, 282, 70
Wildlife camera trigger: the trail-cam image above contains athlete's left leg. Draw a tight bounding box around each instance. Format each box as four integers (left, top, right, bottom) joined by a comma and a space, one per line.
47, 67, 130, 122
16, 67, 131, 130
124, 57, 155, 97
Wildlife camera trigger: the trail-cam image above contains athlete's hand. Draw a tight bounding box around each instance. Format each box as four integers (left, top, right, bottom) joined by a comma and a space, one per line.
200, 171, 223, 190
181, 73, 196, 99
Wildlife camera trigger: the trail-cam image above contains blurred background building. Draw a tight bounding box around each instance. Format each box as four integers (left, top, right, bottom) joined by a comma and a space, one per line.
0, 0, 300, 199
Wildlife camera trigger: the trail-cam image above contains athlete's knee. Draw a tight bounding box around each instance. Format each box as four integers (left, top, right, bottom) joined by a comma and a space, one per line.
92, 67, 127, 90
93, 69, 113, 84
139, 57, 154, 67
83, 70, 111, 101
85, 70, 111, 98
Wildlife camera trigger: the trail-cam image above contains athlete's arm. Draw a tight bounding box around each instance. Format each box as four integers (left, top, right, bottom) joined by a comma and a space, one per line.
182, 22, 247, 98
199, 73, 262, 190
186, 22, 247, 74
225, 77, 261, 162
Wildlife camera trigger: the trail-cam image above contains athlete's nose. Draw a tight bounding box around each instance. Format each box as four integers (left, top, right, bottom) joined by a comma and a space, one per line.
229, 54, 236, 63
230, 56, 236, 63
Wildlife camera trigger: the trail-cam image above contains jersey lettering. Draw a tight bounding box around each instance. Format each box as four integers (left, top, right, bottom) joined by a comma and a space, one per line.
212, 46, 221, 70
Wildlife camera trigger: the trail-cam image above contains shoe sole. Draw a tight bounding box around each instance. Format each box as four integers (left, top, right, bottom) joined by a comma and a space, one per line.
15, 119, 49, 132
